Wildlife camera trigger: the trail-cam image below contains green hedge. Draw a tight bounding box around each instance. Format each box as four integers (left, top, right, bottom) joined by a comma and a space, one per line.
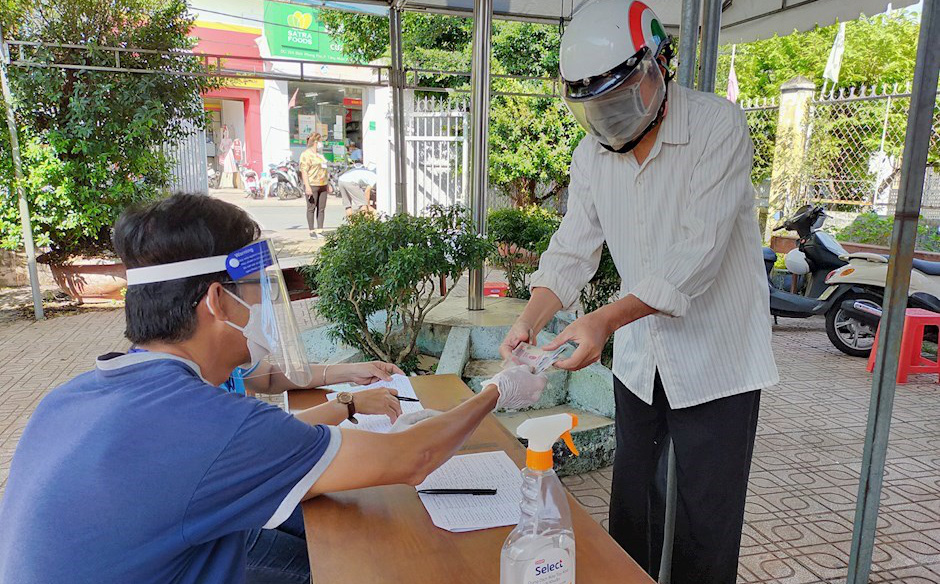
836, 213, 940, 253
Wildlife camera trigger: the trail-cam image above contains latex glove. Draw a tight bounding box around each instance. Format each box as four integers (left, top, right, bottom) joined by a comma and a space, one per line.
389, 409, 442, 432
483, 364, 548, 410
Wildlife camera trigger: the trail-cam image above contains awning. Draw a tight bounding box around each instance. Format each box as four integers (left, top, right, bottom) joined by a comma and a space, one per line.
318, 0, 917, 43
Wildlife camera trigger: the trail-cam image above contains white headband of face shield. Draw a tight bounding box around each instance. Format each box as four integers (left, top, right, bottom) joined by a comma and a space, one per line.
125, 255, 231, 286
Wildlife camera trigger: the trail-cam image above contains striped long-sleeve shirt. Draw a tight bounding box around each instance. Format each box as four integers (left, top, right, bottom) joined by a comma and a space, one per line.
531, 82, 779, 409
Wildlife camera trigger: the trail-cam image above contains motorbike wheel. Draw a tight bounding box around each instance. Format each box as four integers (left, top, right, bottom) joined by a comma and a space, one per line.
276, 183, 299, 201
825, 291, 882, 358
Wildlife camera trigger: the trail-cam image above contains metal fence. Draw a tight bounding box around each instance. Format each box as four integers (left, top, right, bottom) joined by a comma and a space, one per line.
798, 84, 940, 217
164, 120, 208, 194
405, 97, 469, 215
741, 97, 779, 188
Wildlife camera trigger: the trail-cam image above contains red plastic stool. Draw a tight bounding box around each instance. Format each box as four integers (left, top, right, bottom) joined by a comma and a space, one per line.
867, 308, 940, 383
484, 282, 509, 297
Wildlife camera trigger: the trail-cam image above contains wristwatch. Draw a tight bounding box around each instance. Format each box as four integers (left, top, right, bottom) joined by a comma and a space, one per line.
336, 392, 358, 424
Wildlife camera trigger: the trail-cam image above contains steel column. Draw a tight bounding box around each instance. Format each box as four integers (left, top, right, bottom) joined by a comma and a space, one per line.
696, 0, 722, 93
467, 0, 493, 311
0, 28, 43, 320
658, 3, 704, 580
676, 0, 702, 88
389, 6, 408, 214
847, 1, 940, 582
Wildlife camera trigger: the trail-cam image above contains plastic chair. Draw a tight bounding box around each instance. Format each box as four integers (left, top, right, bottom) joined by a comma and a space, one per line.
867, 308, 940, 383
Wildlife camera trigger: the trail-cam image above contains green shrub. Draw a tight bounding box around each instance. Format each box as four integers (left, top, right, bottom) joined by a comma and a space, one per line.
836, 212, 940, 253
315, 205, 492, 372
0, 0, 217, 261
487, 206, 561, 299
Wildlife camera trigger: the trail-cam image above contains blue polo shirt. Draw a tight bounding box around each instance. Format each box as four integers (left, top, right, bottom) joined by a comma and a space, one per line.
0, 351, 340, 584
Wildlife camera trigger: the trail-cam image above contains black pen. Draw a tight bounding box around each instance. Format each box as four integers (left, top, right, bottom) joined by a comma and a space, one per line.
417, 488, 497, 495
396, 396, 420, 402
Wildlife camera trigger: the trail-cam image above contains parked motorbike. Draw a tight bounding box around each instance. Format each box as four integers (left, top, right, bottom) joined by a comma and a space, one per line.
765, 206, 852, 326
267, 159, 304, 200
207, 163, 220, 190
765, 204, 940, 357
239, 162, 262, 200
838, 292, 940, 344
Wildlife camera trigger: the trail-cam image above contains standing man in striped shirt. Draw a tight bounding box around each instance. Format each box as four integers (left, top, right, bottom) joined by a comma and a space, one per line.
499, 1, 778, 582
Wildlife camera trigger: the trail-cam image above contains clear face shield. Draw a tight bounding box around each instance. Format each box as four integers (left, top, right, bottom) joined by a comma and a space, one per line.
563, 48, 666, 151
124, 240, 313, 386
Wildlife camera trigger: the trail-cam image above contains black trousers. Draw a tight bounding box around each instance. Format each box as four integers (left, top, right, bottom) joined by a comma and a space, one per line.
305, 185, 329, 230
609, 374, 760, 584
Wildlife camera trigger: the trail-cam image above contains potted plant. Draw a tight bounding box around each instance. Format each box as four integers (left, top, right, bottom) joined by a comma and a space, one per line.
487, 206, 561, 299
314, 205, 492, 373
0, 0, 217, 303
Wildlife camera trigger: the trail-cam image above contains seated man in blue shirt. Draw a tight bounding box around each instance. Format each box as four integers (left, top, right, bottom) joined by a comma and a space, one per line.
0, 193, 548, 584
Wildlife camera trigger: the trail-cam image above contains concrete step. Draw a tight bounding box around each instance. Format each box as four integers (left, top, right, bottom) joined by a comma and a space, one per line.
462, 359, 568, 410
495, 404, 615, 477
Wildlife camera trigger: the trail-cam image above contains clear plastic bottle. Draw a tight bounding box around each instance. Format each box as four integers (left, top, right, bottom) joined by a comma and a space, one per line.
500, 413, 579, 584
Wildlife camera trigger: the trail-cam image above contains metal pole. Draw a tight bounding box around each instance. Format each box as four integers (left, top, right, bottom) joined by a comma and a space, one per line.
389, 6, 408, 214
658, 4, 704, 580
676, 0, 702, 88
847, 1, 940, 582
696, 0, 722, 93
0, 28, 44, 320
467, 0, 493, 311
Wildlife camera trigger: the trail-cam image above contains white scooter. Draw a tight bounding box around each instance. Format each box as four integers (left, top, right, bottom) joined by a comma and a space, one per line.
818, 250, 940, 357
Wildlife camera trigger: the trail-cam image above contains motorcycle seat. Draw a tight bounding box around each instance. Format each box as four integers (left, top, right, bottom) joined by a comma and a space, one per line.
912, 258, 940, 276
762, 247, 777, 263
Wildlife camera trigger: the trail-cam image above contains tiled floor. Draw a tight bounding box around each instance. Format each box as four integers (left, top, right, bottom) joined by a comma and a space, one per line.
564, 318, 940, 583
0, 307, 937, 583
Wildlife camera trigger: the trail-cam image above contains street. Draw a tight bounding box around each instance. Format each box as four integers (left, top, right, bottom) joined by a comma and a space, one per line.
210, 188, 348, 258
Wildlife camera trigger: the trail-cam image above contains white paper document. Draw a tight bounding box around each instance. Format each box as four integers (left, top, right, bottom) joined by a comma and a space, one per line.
326, 374, 422, 433
416, 451, 523, 533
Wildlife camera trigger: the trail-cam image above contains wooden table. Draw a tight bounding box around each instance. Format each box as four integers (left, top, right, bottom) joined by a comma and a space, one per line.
291, 374, 654, 584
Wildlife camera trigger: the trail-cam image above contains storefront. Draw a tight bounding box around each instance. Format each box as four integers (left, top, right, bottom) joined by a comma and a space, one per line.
190, 0, 384, 182
286, 83, 363, 162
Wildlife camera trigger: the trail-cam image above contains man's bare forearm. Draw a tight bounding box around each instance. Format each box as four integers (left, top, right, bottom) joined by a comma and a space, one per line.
306, 385, 501, 496
401, 385, 500, 483
294, 400, 348, 426
594, 294, 657, 333
518, 287, 564, 335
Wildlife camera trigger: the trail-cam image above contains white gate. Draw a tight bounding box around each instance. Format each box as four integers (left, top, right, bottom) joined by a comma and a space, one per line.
164, 120, 209, 194
405, 98, 469, 214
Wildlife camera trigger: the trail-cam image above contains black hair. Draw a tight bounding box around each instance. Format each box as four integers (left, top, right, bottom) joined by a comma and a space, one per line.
113, 193, 261, 344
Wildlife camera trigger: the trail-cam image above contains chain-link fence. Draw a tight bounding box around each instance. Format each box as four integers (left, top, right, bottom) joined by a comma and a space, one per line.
741, 97, 779, 187
798, 84, 940, 217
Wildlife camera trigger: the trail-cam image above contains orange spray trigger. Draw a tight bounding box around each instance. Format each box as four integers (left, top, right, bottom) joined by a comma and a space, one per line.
561, 431, 580, 456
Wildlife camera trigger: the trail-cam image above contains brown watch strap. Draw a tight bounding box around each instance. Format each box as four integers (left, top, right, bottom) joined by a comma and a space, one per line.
346, 396, 358, 424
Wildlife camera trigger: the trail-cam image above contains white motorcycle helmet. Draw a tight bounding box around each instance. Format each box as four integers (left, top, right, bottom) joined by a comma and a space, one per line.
560, 0, 673, 152
785, 248, 811, 275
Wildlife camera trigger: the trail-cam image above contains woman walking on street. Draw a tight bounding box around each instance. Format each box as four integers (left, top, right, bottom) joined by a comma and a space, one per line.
299, 133, 330, 239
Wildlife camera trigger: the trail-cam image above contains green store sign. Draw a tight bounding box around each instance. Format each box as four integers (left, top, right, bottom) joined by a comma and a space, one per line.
263, 1, 349, 63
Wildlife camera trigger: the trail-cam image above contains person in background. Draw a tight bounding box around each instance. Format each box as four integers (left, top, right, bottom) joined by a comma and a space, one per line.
499, 1, 777, 582
299, 133, 330, 239
335, 163, 377, 218
218, 124, 237, 189
0, 194, 549, 584
349, 143, 363, 163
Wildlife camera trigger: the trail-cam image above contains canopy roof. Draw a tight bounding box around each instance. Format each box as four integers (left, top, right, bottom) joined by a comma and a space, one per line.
330, 0, 916, 43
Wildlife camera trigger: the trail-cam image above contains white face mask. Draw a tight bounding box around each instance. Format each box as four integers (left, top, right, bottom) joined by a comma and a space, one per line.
208, 288, 274, 367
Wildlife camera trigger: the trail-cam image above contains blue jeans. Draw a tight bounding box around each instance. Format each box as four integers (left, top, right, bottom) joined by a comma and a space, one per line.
245, 507, 309, 584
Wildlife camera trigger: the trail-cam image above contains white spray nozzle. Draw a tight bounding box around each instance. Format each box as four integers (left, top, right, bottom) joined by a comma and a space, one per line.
516, 413, 579, 470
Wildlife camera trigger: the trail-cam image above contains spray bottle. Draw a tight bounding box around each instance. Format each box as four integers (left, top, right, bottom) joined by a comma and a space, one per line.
500, 413, 579, 584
